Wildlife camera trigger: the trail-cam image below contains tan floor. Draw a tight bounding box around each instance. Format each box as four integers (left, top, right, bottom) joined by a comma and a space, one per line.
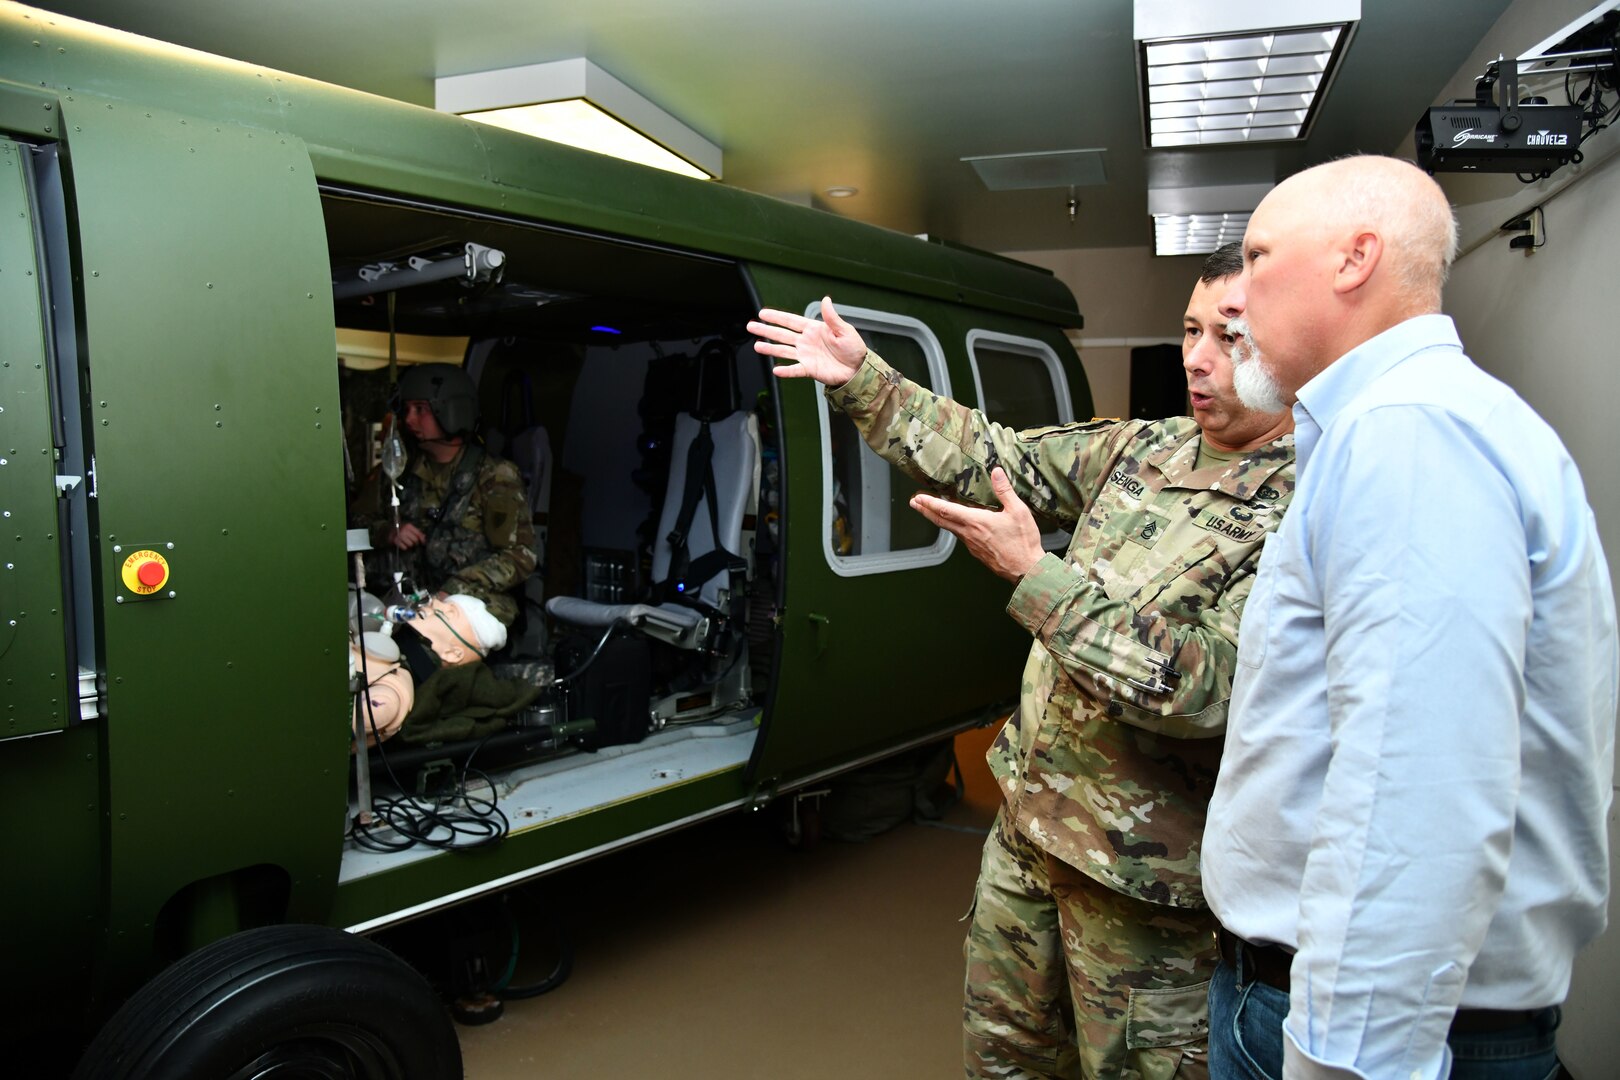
456, 725, 1002, 1079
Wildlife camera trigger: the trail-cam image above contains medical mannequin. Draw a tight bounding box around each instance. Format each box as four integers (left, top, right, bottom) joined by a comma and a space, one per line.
350, 631, 414, 747
407, 593, 507, 668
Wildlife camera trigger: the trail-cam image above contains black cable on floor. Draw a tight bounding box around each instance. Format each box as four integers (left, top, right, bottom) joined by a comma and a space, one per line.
494, 895, 574, 1001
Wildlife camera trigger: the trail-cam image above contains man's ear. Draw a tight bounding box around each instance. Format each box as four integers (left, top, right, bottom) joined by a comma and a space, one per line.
1334, 230, 1382, 294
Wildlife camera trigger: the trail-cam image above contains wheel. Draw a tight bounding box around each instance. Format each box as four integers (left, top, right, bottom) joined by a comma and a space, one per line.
72, 924, 462, 1080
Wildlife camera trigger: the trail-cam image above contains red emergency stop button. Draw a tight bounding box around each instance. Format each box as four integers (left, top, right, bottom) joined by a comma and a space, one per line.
120, 549, 171, 596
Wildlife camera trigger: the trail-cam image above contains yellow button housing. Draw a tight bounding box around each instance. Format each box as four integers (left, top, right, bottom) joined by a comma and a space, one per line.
121, 549, 170, 595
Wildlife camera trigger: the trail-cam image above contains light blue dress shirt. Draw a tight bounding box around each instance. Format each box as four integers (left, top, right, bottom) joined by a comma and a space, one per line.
1202, 315, 1617, 1080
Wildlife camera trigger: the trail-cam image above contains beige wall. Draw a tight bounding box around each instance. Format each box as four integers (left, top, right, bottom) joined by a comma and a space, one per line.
1002, 246, 1208, 418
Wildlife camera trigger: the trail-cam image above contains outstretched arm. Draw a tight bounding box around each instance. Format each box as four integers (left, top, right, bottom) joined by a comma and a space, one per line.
748, 297, 868, 386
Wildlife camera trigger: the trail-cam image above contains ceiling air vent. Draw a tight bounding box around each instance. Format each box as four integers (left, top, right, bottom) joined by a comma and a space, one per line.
962, 149, 1108, 191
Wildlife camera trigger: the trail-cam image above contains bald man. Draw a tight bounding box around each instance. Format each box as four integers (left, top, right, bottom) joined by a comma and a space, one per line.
1202, 155, 1617, 1080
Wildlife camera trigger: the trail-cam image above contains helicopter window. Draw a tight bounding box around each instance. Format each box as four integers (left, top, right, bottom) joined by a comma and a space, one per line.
815, 305, 956, 577
967, 330, 1075, 552
966, 331, 1072, 432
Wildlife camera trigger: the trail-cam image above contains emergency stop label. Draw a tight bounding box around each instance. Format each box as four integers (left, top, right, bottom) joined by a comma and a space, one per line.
120, 549, 170, 595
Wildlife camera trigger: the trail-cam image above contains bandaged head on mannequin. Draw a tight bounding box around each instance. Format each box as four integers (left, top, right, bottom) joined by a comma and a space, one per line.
350, 631, 415, 747
411, 594, 507, 667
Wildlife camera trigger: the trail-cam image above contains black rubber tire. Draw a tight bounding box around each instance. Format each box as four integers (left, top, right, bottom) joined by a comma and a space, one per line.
71, 924, 462, 1080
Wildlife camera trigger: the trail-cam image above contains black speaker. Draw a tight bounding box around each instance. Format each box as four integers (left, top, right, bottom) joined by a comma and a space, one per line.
1129, 343, 1186, 422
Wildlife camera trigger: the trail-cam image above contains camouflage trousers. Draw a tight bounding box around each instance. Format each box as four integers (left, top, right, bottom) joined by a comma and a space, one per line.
963, 809, 1217, 1080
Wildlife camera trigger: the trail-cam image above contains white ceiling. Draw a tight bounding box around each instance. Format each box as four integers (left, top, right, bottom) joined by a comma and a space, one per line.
29, 0, 1517, 252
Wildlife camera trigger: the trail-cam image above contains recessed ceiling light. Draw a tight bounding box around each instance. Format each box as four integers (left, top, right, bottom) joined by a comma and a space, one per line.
824, 186, 859, 198
436, 58, 721, 179
463, 100, 711, 179
1133, 1, 1359, 148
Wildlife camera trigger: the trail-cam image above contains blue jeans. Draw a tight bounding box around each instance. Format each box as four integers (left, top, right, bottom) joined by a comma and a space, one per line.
1208, 957, 1562, 1080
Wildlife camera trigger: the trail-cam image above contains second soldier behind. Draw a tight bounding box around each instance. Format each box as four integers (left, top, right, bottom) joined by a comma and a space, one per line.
364, 363, 536, 628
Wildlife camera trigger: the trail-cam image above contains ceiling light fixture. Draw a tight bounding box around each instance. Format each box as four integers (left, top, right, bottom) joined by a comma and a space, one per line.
1151, 212, 1252, 256
824, 186, 859, 198
1133, 1, 1360, 148
1146, 181, 1270, 256
435, 58, 721, 180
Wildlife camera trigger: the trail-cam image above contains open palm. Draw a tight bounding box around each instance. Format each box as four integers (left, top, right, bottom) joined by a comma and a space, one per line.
748, 297, 869, 385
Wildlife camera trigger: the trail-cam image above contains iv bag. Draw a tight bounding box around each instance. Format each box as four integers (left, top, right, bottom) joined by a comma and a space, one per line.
380, 415, 407, 484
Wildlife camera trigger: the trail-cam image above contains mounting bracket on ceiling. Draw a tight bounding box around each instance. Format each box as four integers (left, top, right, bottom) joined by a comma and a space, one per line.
333, 242, 506, 301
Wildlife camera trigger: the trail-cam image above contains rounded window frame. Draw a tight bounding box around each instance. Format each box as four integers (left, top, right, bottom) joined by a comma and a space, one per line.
813, 304, 957, 577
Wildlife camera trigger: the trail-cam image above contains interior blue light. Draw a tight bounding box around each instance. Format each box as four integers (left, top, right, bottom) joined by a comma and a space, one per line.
590, 325, 622, 335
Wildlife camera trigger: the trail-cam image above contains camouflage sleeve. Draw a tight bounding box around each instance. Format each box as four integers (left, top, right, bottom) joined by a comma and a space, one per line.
1006, 548, 1256, 740
440, 459, 538, 597
827, 351, 1131, 528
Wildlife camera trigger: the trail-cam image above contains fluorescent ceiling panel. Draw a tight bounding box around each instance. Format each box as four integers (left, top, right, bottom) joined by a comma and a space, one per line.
1134, 1, 1359, 148
436, 58, 721, 180
1152, 212, 1252, 256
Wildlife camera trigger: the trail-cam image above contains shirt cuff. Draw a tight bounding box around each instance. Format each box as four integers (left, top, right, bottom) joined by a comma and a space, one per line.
1006, 552, 1075, 638
1283, 1027, 1448, 1080
1283, 1033, 1370, 1080
823, 350, 892, 407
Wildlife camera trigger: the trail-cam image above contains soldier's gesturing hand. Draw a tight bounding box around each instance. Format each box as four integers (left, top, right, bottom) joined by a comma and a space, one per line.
910, 468, 1044, 583
748, 297, 868, 386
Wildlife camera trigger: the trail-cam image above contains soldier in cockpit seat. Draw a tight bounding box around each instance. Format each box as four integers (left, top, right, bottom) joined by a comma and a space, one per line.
360, 363, 536, 628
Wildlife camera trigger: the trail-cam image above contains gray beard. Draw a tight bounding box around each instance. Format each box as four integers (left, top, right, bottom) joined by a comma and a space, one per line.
1228, 317, 1288, 414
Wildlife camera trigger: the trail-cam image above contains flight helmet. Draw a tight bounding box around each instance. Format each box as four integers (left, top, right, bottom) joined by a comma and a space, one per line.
396, 363, 478, 438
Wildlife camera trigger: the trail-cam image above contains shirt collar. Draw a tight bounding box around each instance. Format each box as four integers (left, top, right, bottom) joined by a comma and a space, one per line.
1292, 314, 1462, 472
416, 442, 468, 477
1150, 427, 1295, 497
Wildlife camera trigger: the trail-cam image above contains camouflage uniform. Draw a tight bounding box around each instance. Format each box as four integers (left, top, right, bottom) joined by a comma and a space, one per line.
368, 444, 536, 626
828, 352, 1295, 1079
